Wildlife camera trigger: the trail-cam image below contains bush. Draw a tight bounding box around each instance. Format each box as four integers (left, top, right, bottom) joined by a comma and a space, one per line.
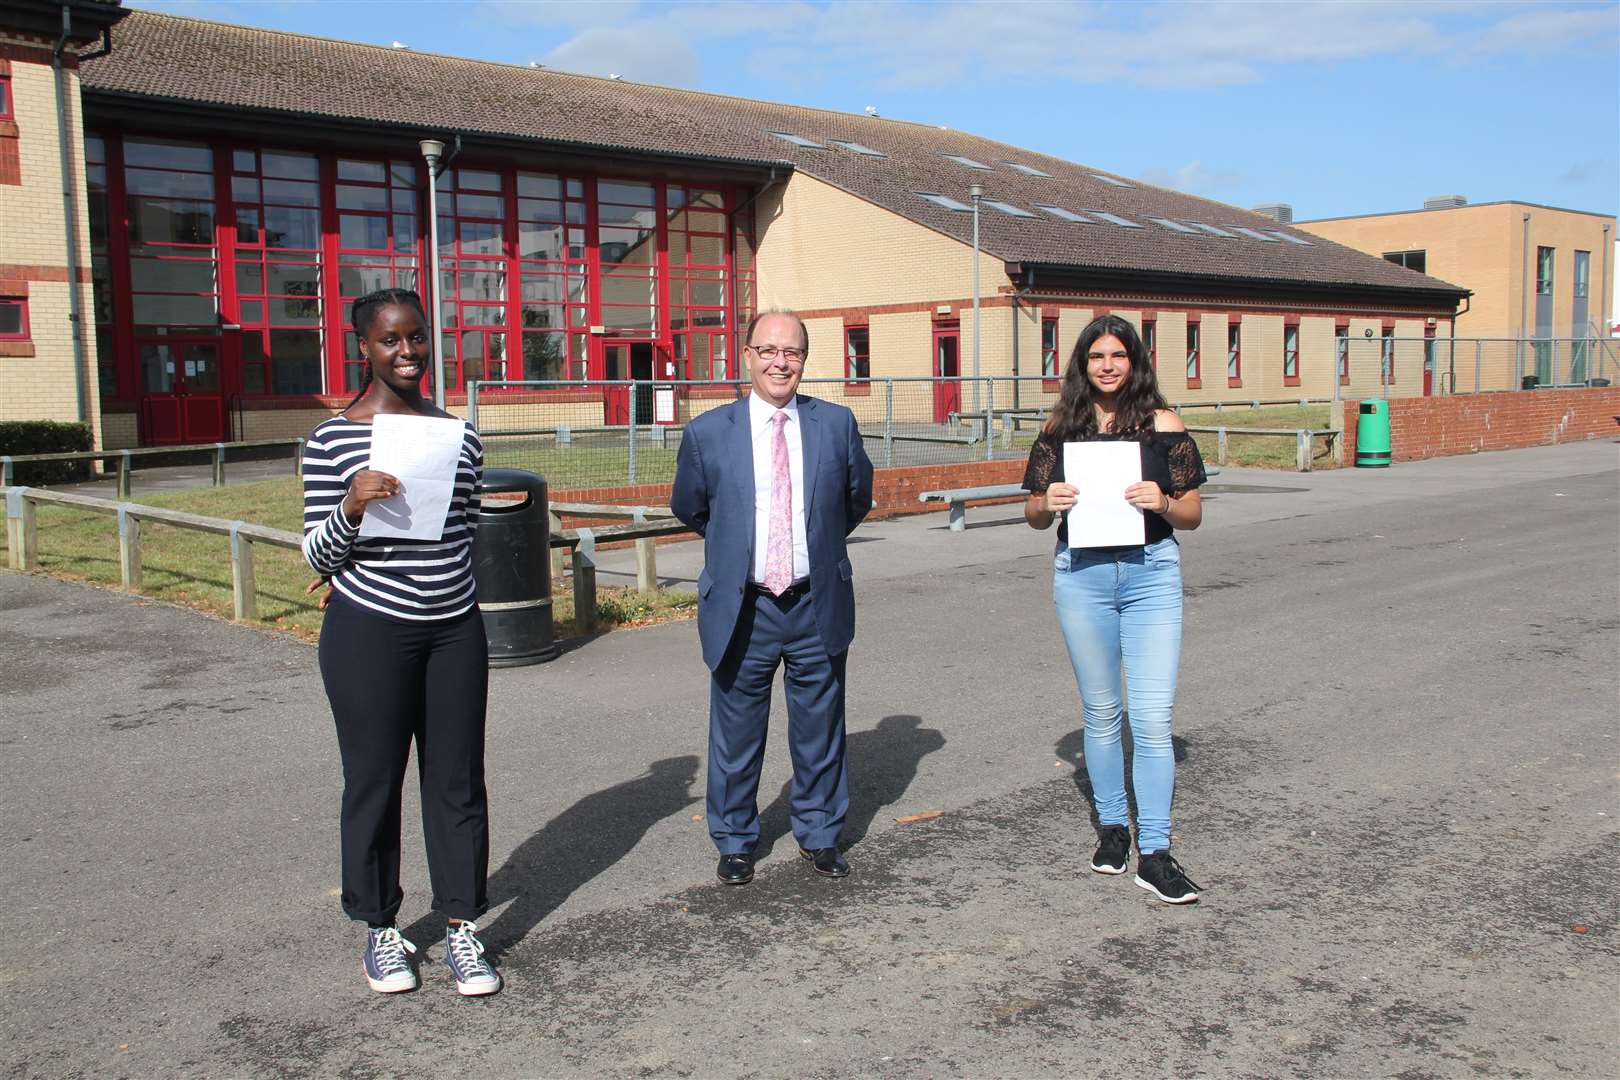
0, 420, 93, 485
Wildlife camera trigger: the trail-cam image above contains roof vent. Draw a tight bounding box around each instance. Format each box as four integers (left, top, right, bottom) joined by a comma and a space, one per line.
390, 41, 409, 49
1424, 195, 1467, 209
864, 105, 880, 117
1251, 203, 1293, 223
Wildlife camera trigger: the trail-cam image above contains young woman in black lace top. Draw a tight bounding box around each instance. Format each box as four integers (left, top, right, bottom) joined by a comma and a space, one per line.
1022, 314, 1208, 903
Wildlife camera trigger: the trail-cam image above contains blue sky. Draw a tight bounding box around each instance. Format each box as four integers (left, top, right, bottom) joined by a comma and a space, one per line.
130, 1, 1616, 219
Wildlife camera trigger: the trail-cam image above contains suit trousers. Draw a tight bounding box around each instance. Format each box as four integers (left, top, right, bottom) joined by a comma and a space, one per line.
708, 585, 849, 854
318, 595, 490, 925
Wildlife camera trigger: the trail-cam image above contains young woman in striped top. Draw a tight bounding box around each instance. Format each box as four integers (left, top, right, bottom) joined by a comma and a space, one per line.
302, 288, 499, 997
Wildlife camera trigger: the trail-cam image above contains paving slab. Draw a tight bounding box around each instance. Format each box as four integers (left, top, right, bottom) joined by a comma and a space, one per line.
1, 440, 1615, 1078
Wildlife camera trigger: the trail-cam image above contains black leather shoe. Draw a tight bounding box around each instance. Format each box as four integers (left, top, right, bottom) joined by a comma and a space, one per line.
799, 846, 849, 878
716, 853, 755, 885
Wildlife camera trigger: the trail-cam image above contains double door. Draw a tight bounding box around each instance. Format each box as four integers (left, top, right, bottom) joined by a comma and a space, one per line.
602, 341, 671, 425
139, 338, 226, 444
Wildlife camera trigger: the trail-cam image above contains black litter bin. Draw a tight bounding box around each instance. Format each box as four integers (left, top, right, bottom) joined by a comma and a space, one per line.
472, 468, 558, 666
1521, 375, 1540, 390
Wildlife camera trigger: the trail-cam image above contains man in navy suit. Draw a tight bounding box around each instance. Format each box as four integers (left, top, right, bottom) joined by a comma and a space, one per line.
671, 309, 875, 885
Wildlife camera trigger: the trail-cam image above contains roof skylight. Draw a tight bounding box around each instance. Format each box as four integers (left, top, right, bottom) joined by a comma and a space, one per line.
982, 200, 1036, 218
832, 140, 886, 158
942, 154, 993, 171
1268, 231, 1312, 246
1085, 210, 1145, 229
1090, 174, 1134, 187
914, 191, 973, 212
1147, 217, 1198, 234
767, 131, 825, 149
1188, 222, 1238, 238
1036, 205, 1096, 223
1226, 226, 1281, 242
1002, 162, 1052, 178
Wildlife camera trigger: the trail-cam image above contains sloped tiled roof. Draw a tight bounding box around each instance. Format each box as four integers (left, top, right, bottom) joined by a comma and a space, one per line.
80, 10, 1465, 301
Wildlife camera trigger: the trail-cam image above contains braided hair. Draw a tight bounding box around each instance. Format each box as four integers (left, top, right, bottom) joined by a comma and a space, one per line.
346, 288, 429, 408
1044, 314, 1167, 441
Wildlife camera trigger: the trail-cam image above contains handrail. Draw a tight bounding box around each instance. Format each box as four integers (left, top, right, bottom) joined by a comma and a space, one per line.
1, 437, 305, 497
1180, 426, 1343, 472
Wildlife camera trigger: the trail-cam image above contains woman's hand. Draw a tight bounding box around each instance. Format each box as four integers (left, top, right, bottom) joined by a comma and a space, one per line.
305, 576, 334, 610
341, 469, 404, 523
1124, 481, 1171, 515
1044, 482, 1078, 515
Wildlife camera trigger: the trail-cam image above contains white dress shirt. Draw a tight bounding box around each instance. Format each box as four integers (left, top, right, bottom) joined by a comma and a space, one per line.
748, 392, 810, 584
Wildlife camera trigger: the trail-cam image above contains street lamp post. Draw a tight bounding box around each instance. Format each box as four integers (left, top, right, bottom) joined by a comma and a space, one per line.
419, 139, 447, 408
969, 183, 982, 416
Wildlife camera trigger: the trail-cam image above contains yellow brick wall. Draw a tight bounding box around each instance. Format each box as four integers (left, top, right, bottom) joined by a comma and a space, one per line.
1155, 310, 1188, 395
870, 310, 932, 380
0, 55, 101, 444
1299, 316, 1337, 400
754, 172, 1005, 310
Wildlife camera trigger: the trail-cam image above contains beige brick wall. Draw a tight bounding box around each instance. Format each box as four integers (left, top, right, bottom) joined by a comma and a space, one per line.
754, 172, 1005, 311
0, 55, 101, 444
1299, 316, 1337, 400
1300, 203, 1615, 341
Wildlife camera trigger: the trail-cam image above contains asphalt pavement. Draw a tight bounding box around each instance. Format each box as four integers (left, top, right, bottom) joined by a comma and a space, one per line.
2, 440, 1616, 1079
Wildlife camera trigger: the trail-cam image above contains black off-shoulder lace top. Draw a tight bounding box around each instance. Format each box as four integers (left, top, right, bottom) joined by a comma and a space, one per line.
1022, 429, 1208, 549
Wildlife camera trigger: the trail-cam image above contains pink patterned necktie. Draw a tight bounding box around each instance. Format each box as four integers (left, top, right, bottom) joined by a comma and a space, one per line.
762, 411, 794, 596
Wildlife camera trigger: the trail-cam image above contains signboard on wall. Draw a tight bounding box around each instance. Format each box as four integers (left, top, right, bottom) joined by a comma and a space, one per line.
654, 385, 676, 424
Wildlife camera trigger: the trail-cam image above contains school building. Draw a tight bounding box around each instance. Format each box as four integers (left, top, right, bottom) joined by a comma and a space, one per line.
1299, 199, 1615, 388
3, 2, 1472, 450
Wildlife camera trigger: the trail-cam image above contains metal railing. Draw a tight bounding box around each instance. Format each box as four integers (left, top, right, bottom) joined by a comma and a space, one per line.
0, 438, 305, 496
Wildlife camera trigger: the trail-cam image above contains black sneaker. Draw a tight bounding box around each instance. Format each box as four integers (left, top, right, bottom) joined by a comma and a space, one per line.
1090, 825, 1131, 875
1134, 850, 1202, 904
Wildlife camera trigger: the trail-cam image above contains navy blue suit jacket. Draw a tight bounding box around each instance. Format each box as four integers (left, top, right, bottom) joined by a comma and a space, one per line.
670, 394, 875, 671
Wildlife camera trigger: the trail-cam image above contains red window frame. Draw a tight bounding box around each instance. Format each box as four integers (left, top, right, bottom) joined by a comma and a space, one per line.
1226, 320, 1242, 387
1041, 316, 1059, 377
1185, 320, 1201, 389
230, 146, 326, 397
1141, 315, 1157, 369
0, 69, 13, 122
1282, 317, 1300, 386
667, 184, 731, 381
0, 296, 27, 339
1335, 318, 1350, 385
334, 156, 422, 393
844, 323, 871, 383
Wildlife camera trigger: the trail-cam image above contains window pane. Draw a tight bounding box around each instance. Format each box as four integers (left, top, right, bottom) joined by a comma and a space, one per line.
130, 256, 215, 293
267, 261, 319, 296
262, 179, 320, 207
336, 184, 389, 212
0, 303, 22, 336
267, 296, 321, 324
337, 159, 387, 183
124, 139, 212, 172
239, 300, 263, 324
132, 293, 217, 325
461, 331, 485, 382
598, 180, 655, 207
523, 331, 565, 380
264, 206, 321, 249
602, 305, 655, 331
125, 168, 214, 199
457, 169, 503, 192
457, 193, 504, 219
268, 329, 323, 393
459, 220, 503, 255
233, 149, 257, 173
231, 177, 261, 204
340, 214, 390, 250
520, 302, 563, 329
462, 305, 504, 326
390, 161, 416, 188
339, 263, 391, 297
235, 207, 260, 245
458, 268, 505, 300
600, 226, 654, 264
393, 214, 418, 252
129, 199, 214, 245
690, 280, 725, 307
518, 221, 565, 260
517, 173, 561, 199
261, 151, 319, 181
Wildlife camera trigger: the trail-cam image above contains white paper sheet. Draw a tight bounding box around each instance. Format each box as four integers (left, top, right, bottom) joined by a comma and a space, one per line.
359, 414, 466, 541
1063, 441, 1145, 548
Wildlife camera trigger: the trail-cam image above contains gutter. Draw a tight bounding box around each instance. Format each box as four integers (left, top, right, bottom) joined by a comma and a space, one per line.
52, 4, 92, 432
1009, 268, 1035, 409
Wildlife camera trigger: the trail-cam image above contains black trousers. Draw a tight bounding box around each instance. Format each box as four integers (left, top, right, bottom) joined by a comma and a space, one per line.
318, 595, 490, 925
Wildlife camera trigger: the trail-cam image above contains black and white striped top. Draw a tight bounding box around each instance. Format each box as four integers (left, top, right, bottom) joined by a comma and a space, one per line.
301, 416, 483, 623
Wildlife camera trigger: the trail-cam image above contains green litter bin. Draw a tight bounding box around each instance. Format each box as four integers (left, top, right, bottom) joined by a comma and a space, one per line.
1355, 399, 1391, 468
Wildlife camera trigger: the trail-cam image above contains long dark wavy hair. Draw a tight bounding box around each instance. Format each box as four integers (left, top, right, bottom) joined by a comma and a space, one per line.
1044, 314, 1167, 440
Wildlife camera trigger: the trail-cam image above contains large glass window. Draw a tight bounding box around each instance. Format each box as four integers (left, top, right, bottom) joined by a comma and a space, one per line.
845, 325, 870, 380
1041, 317, 1058, 377
598, 178, 658, 336
86, 134, 118, 399
233, 148, 323, 394
517, 170, 587, 381
336, 158, 421, 391
1573, 250, 1590, 299
1335, 323, 1350, 382
668, 185, 730, 378
436, 166, 512, 387
1383, 250, 1426, 274
1536, 246, 1554, 295
124, 137, 218, 334
1186, 323, 1201, 383
1283, 323, 1299, 382
1227, 322, 1241, 383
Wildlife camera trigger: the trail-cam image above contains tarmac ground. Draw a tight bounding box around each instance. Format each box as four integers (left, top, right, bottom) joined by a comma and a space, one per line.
2, 439, 1616, 1078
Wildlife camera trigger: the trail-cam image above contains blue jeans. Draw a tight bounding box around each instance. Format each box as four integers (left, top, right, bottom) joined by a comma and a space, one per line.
1053, 538, 1184, 853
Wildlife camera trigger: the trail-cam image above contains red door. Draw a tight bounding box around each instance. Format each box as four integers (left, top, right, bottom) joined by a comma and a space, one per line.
1422, 327, 1436, 396
602, 343, 630, 424
139, 339, 225, 445
933, 325, 961, 423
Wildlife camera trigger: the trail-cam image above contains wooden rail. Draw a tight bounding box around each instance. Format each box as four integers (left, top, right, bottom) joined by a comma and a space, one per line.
4, 486, 695, 632
0, 437, 305, 497
1181, 426, 1343, 471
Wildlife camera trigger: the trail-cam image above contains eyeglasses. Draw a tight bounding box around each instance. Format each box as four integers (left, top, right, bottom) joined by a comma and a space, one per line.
746, 344, 806, 363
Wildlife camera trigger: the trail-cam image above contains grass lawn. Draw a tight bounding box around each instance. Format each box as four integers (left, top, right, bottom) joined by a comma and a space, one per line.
483, 440, 680, 489
1177, 404, 1339, 469
0, 477, 694, 642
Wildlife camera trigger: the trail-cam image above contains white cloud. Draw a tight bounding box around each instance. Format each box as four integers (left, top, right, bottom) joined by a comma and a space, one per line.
540, 25, 703, 86
1138, 160, 1249, 196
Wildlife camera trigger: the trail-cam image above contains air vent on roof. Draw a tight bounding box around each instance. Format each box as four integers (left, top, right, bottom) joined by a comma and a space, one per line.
831, 140, 885, 158
1037, 205, 1096, 223
1188, 222, 1238, 238
1147, 217, 1198, 234
1226, 226, 1281, 242
1090, 174, 1133, 188
1250, 203, 1293, 223
982, 200, 1036, 218
1268, 231, 1312, 246
767, 131, 826, 149
1085, 210, 1144, 229
1424, 195, 1467, 209
914, 192, 973, 212
1003, 162, 1052, 178
942, 154, 992, 171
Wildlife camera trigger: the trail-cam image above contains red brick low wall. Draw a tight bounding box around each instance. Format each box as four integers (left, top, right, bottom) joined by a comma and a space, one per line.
1342, 388, 1620, 463
551, 457, 1029, 529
